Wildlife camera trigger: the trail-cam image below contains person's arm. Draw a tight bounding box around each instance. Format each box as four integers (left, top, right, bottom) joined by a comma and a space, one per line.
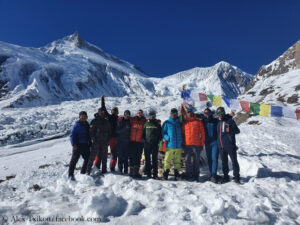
107, 122, 112, 143
89, 120, 96, 143
157, 123, 162, 142
143, 123, 146, 141
101, 95, 109, 117
162, 121, 169, 141
70, 123, 78, 150
231, 119, 240, 135
199, 121, 205, 147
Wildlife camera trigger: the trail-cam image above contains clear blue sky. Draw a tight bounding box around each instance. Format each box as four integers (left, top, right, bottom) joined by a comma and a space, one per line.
0, 0, 299, 77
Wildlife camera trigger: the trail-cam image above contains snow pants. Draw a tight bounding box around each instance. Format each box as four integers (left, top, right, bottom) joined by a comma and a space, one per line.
164, 148, 182, 171
68, 143, 90, 177
184, 145, 202, 179
87, 141, 108, 173
205, 141, 219, 176
144, 142, 158, 177
117, 141, 129, 173
220, 147, 240, 179
129, 142, 144, 167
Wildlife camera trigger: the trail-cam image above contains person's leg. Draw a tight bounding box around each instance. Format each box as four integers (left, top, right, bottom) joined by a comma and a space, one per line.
152, 144, 159, 178
68, 147, 81, 177
174, 148, 182, 173
123, 142, 129, 174
117, 142, 124, 172
184, 146, 193, 179
193, 146, 201, 180
205, 144, 213, 176
109, 138, 118, 171
94, 152, 101, 169
129, 142, 137, 176
86, 143, 99, 174
163, 148, 174, 171
101, 143, 108, 173
80, 144, 90, 174
220, 148, 229, 180
227, 147, 240, 181
211, 141, 219, 176
144, 143, 152, 177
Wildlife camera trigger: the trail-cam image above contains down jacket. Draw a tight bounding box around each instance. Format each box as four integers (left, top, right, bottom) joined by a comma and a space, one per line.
182, 116, 205, 146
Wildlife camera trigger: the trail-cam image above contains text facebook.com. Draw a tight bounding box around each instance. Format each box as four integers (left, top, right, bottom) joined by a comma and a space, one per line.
1, 215, 102, 224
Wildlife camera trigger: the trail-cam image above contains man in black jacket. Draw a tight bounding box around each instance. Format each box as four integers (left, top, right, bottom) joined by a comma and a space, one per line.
86, 108, 111, 175
216, 107, 240, 184
116, 110, 131, 174
94, 95, 119, 172
143, 111, 162, 179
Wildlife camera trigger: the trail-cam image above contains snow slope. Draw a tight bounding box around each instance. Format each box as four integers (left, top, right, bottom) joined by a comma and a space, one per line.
0, 112, 299, 225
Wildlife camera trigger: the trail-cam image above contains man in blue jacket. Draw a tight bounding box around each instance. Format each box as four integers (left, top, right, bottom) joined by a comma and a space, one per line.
162, 108, 183, 180
216, 107, 241, 184
69, 111, 91, 180
203, 108, 219, 183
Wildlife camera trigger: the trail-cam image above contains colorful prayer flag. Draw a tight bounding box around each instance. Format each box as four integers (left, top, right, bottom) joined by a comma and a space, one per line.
213, 96, 223, 107
295, 109, 300, 120
222, 97, 231, 107
230, 99, 241, 111
240, 101, 250, 112
207, 94, 214, 102
250, 103, 260, 115
259, 104, 271, 117
282, 107, 296, 119
271, 106, 283, 117
199, 93, 208, 101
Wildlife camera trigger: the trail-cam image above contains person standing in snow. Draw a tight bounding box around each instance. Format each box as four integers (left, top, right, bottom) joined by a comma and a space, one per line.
143, 110, 162, 179
129, 109, 146, 178
86, 108, 111, 175
68, 111, 91, 181
94, 95, 119, 172
116, 110, 131, 174
182, 109, 205, 181
162, 108, 183, 180
203, 108, 219, 183
216, 107, 241, 183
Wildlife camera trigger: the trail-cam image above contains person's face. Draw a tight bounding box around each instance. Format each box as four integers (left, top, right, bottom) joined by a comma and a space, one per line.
217, 110, 225, 119
187, 112, 194, 118
137, 110, 143, 118
124, 112, 130, 119
204, 111, 211, 118
79, 114, 88, 122
98, 110, 105, 117
149, 115, 155, 120
112, 109, 118, 116
171, 112, 178, 120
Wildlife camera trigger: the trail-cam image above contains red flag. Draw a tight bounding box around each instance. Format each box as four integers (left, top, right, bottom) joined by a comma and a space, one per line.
240, 101, 250, 112
296, 109, 300, 120
199, 93, 208, 101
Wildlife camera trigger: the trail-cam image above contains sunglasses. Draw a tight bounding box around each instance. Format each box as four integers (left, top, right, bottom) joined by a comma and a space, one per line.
217, 111, 225, 115
171, 112, 178, 115
204, 111, 211, 115
124, 113, 130, 117
149, 114, 156, 117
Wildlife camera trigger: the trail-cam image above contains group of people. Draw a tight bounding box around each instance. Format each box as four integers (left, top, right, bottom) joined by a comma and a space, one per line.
69, 95, 241, 184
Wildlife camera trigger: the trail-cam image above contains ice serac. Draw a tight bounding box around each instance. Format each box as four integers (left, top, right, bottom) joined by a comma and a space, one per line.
243, 40, 300, 107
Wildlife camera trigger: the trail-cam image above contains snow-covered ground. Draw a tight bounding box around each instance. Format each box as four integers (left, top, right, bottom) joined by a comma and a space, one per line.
0, 95, 300, 225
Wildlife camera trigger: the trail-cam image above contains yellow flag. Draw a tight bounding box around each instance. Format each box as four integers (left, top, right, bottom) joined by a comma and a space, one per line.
213, 96, 222, 107
260, 104, 271, 117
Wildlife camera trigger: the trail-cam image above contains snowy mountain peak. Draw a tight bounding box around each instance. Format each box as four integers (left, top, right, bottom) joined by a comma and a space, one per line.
243, 40, 300, 107
256, 39, 300, 79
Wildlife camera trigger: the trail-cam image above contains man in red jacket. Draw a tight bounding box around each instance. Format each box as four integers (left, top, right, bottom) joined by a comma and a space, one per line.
129, 109, 146, 178
182, 109, 205, 181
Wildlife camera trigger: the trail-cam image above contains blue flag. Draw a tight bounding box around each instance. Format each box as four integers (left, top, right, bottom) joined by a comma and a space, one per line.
271, 106, 283, 117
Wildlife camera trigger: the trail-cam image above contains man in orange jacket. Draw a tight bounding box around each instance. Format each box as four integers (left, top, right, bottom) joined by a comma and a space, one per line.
182, 109, 205, 181
129, 109, 146, 178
